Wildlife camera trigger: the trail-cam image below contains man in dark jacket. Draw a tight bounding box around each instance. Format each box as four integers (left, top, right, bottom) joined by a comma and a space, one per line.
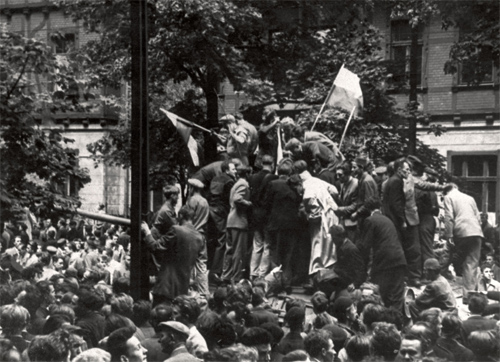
264, 162, 303, 291
358, 199, 407, 313
330, 225, 365, 290
248, 155, 275, 280
142, 206, 204, 305
207, 160, 236, 280
351, 157, 379, 224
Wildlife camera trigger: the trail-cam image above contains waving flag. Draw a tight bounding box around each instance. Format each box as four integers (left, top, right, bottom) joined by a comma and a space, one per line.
325, 65, 363, 117
160, 109, 200, 166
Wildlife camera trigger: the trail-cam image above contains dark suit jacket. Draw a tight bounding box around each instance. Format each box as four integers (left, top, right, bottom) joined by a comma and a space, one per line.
248, 306, 279, 327
335, 238, 365, 287
249, 170, 276, 228
146, 223, 204, 300
435, 337, 474, 362
264, 178, 303, 231
358, 212, 406, 274
382, 174, 406, 230
355, 172, 379, 219
191, 160, 223, 187
462, 315, 498, 338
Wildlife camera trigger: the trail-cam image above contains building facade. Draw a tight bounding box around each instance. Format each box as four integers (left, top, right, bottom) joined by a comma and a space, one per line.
1, 0, 130, 217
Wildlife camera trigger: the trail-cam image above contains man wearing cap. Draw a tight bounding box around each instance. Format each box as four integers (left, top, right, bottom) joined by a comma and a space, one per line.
350, 156, 379, 225
408, 258, 456, 320
158, 321, 198, 362
142, 206, 204, 305
443, 183, 483, 303
221, 163, 252, 283
186, 178, 210, 296
152, 185, 179, 238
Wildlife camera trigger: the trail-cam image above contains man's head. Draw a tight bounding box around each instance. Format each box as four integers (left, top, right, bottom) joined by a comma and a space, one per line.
468, 293, 489, 315
219, 114, 236, 128
45, 218, 53, 228
481, 262, 494, 282
352, 157, 369, 178
187, 178, 204, 195
480, 212, 489, 225
485, 254, 495, 265
178, 206, 194, 225
285, 307, 305, 332
394, 159, 411, 180
441, 312, 463, 339
13, 236, 22, 250
53, 257, 65, 272
293, 160, 308, 174
329, 225, 347, 247
162, 185, 180, 205
158, 321, 190, 356
285, 138, 302, 157
335, 162, 351, 184
370, 322, 401, 361
107, 326, 147, 362
304, 330, 336, 362
172, 295, 200, 326
423, 258, 441, 281
261, 155, 275, 172
398, 334, 424, 362
221, 160, 237, 179
240, 327, 272, 362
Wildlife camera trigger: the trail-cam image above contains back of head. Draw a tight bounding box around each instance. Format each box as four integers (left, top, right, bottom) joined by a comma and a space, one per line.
468, 330, 496, 358
113, 277, 130, 295
371, 322, 401, 360
282, 350, 309, 362
285, 307, 305, 331
150, 303, 174, 333
277, 159, 293, 176
107, 326, 136, 362
132, 300, 151, 327
0, 304, 30, 335
71, 348, 111, 362
240, 327, 272, 347
261, 155, 274, 170
110, 293, 134, 318
293, 160, 308, 174
77, 287, 105, 312
173, 295, 200, 325
311, 291, 329, 314
178, 206, 194, 223
304, 329, 331, 359
441, 312, 462, 338
105, 313, 135, 335
345, 335, 370, 362
468, 293, 489, 314
260, 322, 284, 346
361, 303, 386, 330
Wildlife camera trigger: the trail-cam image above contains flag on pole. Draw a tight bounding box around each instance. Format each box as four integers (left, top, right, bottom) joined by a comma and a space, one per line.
160, 109, 200, 166
325, 66, 363, 117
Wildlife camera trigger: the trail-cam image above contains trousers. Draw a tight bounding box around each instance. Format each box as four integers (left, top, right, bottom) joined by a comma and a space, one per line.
453, 236, 482, 300
222, 228, 249, 282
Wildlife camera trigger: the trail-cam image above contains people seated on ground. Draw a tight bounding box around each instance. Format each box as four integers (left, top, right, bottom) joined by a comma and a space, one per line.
462, 293, 498, 338
408, 258, 457, 320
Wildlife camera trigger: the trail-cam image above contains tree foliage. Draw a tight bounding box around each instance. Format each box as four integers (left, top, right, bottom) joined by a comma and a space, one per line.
0, 31, 93, 220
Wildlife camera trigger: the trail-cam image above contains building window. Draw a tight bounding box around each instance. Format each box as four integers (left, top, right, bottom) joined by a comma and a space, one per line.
450, 153, 498, 213
389, 19, 423, 86
50, 31, 76, 54
459, 47, 494, 85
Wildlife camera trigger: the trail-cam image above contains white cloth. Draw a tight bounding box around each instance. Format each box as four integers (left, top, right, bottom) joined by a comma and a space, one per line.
443, 188, 483, 239
300, 171, 339, 275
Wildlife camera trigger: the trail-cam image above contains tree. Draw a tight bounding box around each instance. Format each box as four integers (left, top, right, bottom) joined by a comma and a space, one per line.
0, 31, 93, 221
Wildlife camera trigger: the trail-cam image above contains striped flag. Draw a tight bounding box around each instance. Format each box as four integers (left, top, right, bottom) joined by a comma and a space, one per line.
160, 109, 200, 166
325, 66, 363, 117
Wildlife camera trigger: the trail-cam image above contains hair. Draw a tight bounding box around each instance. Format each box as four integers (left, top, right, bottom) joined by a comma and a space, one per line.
311, 291, 329, 314
441, 312, 463, 338
47, 229, 56, 239
0, 338, 20, 362
345, 334, 371, 362
337, 162, 352, 176
150, 303, 174, 333
313, 312, 334, 330
173, 295, 201, 325
304, 330, 331, 359
0, 304, 30, 335
393, 159, 408, 173
105, 313, 136, 335
21, 264, 43, 281
468, 330, 497, 359
113, 277, 130, 295
405, 323, 433, 354
220, 160, 232, 173
261, 154, 274, 167
178, 206, 194, 223
285, 298, 306, 313
49, 303, 76, 324
282, 350, 309, 362
370, 322, 401, 361
110, 293, 134, 319
71, 348, 111, 362
329, 224, 347, 240
36, 280, 55, 305
77, 287, 105, 311
361, 303, 386, 330
277, 160, 293, 176
131, 300, 151, 327
251, 286, 266, 307
260, 322, 285, 346
40, 251, 52, 266
240, 327, 272, 347
285, 307, 305, 331
418, 308, 443, 337
162, 185, 180, 199
293, 160, 308, 174
28, 329, 72, 362
42, 314, 72, 334
285, 138, 301, 152
211, 343, 258, 362
107, 326, 136, 362
468, 293, 489, 314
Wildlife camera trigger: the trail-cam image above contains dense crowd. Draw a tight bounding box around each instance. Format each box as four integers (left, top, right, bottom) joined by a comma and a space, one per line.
0, 111, 499, 362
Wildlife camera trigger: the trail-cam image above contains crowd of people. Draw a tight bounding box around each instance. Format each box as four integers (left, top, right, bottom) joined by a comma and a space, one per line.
0, 111, 499, 361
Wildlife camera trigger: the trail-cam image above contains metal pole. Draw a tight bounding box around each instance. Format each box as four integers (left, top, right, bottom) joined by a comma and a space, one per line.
130, 0, 150, 301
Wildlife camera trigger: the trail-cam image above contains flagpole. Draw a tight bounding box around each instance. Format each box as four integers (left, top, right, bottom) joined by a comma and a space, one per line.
311, 64, 345, 132
160, 108, 217, 135
339, 106, 356, 150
